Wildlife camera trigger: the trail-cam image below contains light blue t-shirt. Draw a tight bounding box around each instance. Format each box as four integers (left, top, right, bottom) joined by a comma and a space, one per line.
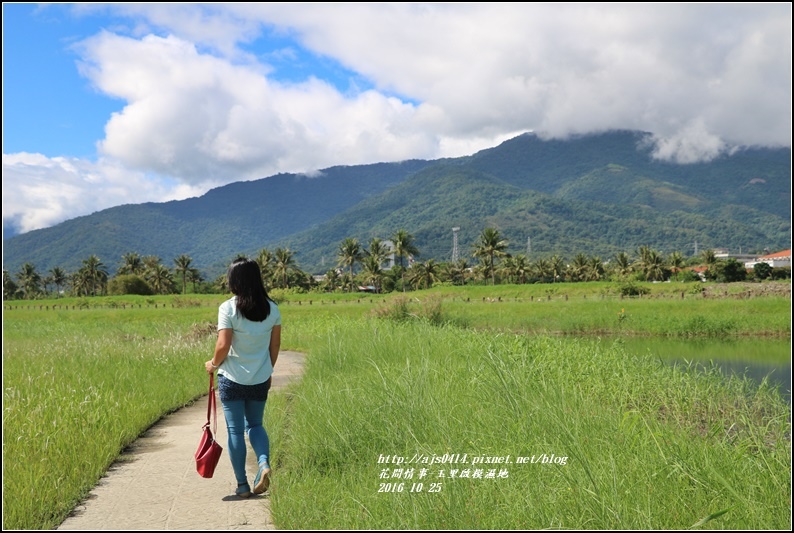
217, 296, 281, 385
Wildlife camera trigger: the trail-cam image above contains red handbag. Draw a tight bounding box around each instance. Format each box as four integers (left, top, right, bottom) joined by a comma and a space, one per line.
195, 374, 223, 478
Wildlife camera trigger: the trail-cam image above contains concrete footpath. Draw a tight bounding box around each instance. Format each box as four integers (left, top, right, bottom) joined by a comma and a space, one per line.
58, 351, 306, 531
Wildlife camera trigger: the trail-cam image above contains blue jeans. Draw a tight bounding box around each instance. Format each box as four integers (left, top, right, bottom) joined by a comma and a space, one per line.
220, 399, 270, 486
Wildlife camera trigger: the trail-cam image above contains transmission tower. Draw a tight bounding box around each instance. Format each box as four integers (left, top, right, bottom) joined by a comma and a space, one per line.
452, 227, 460, 262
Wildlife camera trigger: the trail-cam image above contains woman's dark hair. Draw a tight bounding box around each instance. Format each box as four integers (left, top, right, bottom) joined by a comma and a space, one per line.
227, 258, 271, 322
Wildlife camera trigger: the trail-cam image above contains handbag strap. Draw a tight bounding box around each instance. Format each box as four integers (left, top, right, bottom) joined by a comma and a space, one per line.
206, 374, 217, 435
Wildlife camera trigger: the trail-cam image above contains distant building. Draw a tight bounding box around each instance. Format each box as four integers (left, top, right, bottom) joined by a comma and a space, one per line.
714, 250, 759, 264
745, 249, 791, 269
381, 240, 397, 270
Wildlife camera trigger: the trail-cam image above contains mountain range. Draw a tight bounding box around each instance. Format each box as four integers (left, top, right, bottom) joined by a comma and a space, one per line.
3, 130, 790, 279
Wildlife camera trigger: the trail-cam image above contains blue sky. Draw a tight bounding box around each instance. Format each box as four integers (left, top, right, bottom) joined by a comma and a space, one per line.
2, 3, 791, 236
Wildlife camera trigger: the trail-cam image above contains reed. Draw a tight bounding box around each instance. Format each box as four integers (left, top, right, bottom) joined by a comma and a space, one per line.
2, 307, 217, 530
2, 285, 790, 529
268, 317, 790, 529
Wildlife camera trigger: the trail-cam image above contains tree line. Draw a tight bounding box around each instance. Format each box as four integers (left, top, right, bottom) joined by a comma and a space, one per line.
3, 227, 789, 301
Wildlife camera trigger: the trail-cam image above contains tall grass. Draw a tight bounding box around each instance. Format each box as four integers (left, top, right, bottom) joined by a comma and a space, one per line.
2, 288, 790, 529
2, 307, 217, 530
268, 317, 790, 529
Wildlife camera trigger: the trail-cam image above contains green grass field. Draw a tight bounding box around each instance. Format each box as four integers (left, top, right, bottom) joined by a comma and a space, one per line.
2, 282, 791, 529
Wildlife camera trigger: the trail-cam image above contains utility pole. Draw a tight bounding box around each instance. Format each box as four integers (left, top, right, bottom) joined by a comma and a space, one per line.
452, 227, 460, 262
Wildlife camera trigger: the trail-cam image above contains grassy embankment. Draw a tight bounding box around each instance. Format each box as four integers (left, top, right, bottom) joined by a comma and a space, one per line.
2, 282, 790, 529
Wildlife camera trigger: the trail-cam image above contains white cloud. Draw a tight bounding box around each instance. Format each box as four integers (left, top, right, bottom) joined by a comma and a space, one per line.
74, 32, 444, 185
4, 3, 791, 236
77, 2, 789, 179
2, 153, 203, 234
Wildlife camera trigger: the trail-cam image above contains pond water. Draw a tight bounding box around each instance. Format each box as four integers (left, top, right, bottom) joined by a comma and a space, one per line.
613, 336, 791, 403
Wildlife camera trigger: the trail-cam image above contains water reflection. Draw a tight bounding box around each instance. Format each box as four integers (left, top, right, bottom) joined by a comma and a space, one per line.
616, 337, 791, 403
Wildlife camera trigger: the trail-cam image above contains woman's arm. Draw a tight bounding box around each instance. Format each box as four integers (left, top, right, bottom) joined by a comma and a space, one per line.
269, 325, 281, 369
205, 328, 232, 374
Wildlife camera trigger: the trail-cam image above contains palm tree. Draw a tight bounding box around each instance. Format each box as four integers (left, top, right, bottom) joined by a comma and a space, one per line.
612, 251, 632, 278
390, 229, 419, 292
188, 268, 204, 293
408, 260, 440, 290
49, 267, 68, 298
118, 252, 144, 276
533, 257, 551, 281
367, 238, 389, 266
3, 269, 19, 300
146, 263, 174, 294
273, 248, 297, 288
549, 255, 566, 283
441, 259, 469, 286
323, 269, 342, 292
360, 255, 384, 292
256, 248, 275, 288
568, 253, 590, 282
510, 254, 531, 284
337, 238, 364, 292
80, 255, 108, 296
586, 256, 604, 281
668, 251, 685, 280
41, 275, 53, 298
633, 245, 651, 275
644, 249, 669, 282
701, 249, 717, 267
70, 270, 91, 297
472, 227, 509, 285
173, 254, 193, 294
16, 262, 41, 299
142, 255, 162, 273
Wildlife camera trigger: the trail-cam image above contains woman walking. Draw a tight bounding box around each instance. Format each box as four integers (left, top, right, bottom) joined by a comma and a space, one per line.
205, 258, 281, 498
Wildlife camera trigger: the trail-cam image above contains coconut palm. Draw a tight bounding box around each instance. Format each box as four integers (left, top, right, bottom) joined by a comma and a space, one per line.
390, 229, 419, 292
549, 255, 566, 283
70, 270, 92, 297
360, 255, 384, 292
142, 255, 163, 273
16, 262, 41, 299
80, 255, 108, 296
612, 251, 632, 278
567, 253, 590, 282
509, 254, 531, 284
323, 269, 342, 292
49, 267, 68, 298
701, 249, 717, 267
533, 257, 551, 281
472, 227, 509, 286
146, 263, 175, 294
668, 251, 686, 280
273, 248, 297, 288
441, 259, 469, 286
4, 269, 19, 300
408, 260, 440, 290
585, 256, 604, 281
337, 238, 364, 292
644, 249, 670, 282
173, 254, 193, 294
256, 248, 275, 288
118, 252, 144, 276
188, 268, 204, 293
367, 238, 389, 266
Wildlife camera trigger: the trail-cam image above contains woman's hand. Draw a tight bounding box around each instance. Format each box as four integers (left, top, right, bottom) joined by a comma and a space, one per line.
206, 329, 232, 374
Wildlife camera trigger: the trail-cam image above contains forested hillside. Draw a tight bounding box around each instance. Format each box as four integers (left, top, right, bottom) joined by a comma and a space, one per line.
3, 130, 790, 277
